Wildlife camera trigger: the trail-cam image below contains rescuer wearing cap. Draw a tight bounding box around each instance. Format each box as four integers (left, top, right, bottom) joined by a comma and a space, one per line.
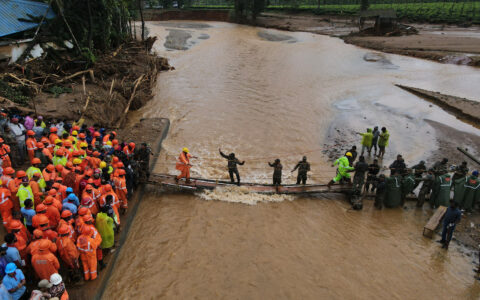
219, 149, 244, 186
25, 130, 37, 162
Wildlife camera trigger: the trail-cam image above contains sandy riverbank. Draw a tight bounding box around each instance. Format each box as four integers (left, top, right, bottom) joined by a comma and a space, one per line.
253, 12, 480, 67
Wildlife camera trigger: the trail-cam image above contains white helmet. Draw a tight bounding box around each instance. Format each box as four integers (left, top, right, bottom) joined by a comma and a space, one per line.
50, 273, 62, 285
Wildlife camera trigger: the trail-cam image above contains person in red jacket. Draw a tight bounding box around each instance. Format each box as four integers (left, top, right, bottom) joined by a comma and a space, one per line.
31, 240, 60, 280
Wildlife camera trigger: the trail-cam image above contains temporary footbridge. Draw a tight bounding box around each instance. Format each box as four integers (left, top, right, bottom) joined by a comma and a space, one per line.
146, 173, 352, 195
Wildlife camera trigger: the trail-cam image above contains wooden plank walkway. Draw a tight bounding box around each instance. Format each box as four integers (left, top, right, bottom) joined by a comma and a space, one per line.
423, 206, 447, 238
146, 173, 353, 195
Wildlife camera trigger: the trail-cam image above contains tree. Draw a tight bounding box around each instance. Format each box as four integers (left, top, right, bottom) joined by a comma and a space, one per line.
361, 0, 369, 11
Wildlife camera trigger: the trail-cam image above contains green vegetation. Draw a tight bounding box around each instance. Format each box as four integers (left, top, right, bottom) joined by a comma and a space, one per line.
187, 1, 480, 23
0, 80, 31, 106
46, 86, 73, 98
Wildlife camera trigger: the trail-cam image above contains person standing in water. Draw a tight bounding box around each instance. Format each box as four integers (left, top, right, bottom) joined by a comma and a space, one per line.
291, 156, 310, 185
268, 159, 282, 186
219, 149, 245, 185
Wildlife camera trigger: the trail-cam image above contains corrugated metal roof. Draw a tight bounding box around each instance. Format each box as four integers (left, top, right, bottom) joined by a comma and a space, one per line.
0, 0, 56, 38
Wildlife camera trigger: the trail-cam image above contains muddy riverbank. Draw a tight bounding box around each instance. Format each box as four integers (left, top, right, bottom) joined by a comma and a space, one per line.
252, 12, 480, 67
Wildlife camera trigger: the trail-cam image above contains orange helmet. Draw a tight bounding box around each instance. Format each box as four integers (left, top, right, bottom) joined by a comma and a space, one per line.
16, 170, 26, 178
38, 215, 49, 226
35, 204, 47, 213
78, 207, 90, 216
46, 164, 55, 172
82, 214, 93, 223
55, 164, 63, 172
93, 131, 101, 137
27, 130, 35, 136
66, 162, 73, 168
112, 139, 119, 146
117, 169, 126, 176
129, 142, 135, 148
58, 225, 70, 235
36, 142, 44, 149
9, 219, 23, 230
81, 226, 92, 236
31, 158, 41, 165
48, 189, 57, 196
72, 125, 80, 131
4, 167, 15, 175
64, 141, 72, 147
43, 196, 54, 205
78, 133, 86, 139
104, 184, 112, 192
61, 210, 72, 218
50, 127, 57, 133
116, 162, 124, 168
33, 229, 44, 239
55, 149, 64, 156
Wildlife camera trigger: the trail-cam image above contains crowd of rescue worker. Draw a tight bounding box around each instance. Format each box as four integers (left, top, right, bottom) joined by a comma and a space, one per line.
0, 110, 153, 299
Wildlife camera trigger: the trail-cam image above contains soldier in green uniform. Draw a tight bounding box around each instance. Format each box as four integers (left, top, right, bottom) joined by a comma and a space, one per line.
452, 161, 469, 182
268, 159, 282, 186
417, 169, 434, 207
291, 156, 310, 185
352, 156, 368, 195
411, 160, 427, 189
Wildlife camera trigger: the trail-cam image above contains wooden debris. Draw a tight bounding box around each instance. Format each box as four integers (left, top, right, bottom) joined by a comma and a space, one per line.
423, 206, 447, 238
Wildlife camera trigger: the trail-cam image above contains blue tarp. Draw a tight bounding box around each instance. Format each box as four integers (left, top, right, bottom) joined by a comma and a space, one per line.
0, 0, 56, 38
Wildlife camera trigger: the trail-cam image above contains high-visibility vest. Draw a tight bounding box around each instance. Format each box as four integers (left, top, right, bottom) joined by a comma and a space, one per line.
16, 185, 34, 208
26, 166, 42, 180
52, 156, 67, 167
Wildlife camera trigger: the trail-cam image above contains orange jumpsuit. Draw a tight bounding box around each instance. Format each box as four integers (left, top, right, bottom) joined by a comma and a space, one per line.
29, 180, 43, 207
26, 137, 37, 162
45, 204, 60, 229
56, 235, 79, 269
31, 246, 60, 280
0, 188, 13, 227
27, 238, 57, 256
113, 176, 128, 209
42, 169, 57, 183
0, 144, 11, 168
32, 214, 49, 229
176, 152, 192, 180
42, 148, 53, 161
7, 178, 21, 212
77, 235, 98, 280
13, 232, 28, 260
58, 220, 76, 242
42, 228, 58, 242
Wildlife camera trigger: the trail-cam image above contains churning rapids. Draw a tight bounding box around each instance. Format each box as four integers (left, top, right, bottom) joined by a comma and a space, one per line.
103, 22, 480, 299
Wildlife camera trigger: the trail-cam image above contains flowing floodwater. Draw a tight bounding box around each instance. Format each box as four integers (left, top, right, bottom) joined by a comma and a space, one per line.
103, 22, 480, 299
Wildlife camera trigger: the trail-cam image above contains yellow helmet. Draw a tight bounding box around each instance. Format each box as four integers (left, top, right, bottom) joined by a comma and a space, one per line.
0, 179, 2, 186
73, 158, 82, 165
182, 147, 189, 153
54, 139, 62, 145
72, 130, 78, 136
106, 141, 112, 146
100, 161, 107, 169
80, 142, 88, 148
346, 152, 352, 157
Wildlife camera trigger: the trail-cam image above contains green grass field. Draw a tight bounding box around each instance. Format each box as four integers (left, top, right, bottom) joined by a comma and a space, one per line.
189, 1, 480, 23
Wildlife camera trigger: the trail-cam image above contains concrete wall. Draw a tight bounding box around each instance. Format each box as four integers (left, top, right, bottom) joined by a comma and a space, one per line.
143, 9, 231, 22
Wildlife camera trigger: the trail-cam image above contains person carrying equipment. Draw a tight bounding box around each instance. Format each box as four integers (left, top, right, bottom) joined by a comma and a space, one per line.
268, 159, 282, 186
219, 149, 244, 185
291, 156, 310, 185
328, 152, 355, 187
175, 148, 197, 184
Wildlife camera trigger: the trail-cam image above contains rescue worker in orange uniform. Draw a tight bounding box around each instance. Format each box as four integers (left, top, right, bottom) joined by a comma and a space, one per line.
38, 141, 53, 161
44, 196, 60, 229
0, 180, 13, 227
175, 148, 197, 183
58, 210, 76, 242
43, 164, 57, 189
39, 217, 58, 242
26, 229, 57, 256
91, 131, 101, 148
56, 225, 79, 278
9, 219, 28, 257
113, 169, 128, 212
31, 239, 60, 280
99, 185, 120, 226
41, 136, 54, 155
77, 226, 98, 281
32, 205, 49, 229
82, 214, 105, 269
0, 138, 12, 168
47, 189, 63, 211
26, 130, 37, 162
123, 142, 135, 159
82, 185, 99, 208
29, 173, 43, 207
49, 127, 59, 145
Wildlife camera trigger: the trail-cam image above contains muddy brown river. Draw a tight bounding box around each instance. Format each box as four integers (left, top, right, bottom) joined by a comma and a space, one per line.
103, 22, 480, 299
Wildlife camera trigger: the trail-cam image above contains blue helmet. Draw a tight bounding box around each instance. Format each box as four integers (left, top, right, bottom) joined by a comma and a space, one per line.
5, 263, 16, 274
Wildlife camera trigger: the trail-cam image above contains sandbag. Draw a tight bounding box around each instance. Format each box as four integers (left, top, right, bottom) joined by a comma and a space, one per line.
384, 175, 402, 208
430, 174, 452, 207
